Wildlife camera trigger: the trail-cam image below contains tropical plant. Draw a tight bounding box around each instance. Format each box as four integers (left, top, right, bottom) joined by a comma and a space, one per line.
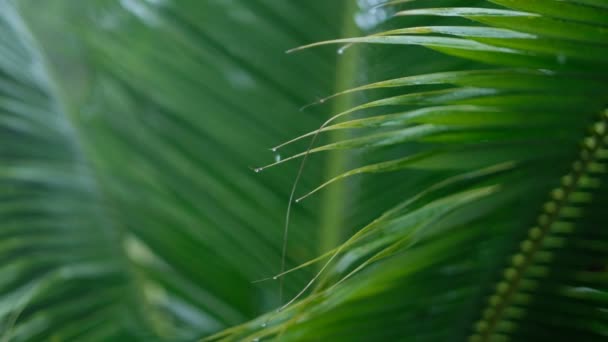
1, 0, 607, 341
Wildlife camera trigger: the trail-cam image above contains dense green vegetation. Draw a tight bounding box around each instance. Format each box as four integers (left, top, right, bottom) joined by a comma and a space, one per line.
1, 0, 607, 341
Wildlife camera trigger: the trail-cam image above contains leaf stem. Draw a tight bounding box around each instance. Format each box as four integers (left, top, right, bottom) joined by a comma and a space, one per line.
470, 110, 608, 342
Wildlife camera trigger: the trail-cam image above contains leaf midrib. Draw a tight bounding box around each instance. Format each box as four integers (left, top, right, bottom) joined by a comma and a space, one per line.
319, 0, 361, 258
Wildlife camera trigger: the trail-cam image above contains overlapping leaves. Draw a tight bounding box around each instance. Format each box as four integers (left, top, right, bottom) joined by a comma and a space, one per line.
212, 0, 608, 341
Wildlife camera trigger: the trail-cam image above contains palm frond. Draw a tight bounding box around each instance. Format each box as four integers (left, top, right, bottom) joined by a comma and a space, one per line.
2, 0, 608, 341
0, 0, 350, 340
212, 0, 608, 340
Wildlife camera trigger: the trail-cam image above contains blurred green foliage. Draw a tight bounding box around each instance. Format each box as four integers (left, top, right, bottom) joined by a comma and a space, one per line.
1, 1, 608, 341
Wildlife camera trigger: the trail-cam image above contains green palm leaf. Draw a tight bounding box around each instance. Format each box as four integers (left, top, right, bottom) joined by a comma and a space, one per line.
210, 0, 608, 341
0, 0, 348, 340
1, 0, 607, 341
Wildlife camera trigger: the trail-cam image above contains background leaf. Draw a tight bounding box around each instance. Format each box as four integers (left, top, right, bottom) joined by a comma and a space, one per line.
2, 0, 608, 341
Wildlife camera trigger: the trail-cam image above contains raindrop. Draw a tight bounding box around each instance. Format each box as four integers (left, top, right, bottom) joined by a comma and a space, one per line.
272, 276, 278, 280
254, 168, 262, 173
261, 322, 267, 328
275, 154, 282, 163
337, 46, 347, 55
270, 147, 277, 152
